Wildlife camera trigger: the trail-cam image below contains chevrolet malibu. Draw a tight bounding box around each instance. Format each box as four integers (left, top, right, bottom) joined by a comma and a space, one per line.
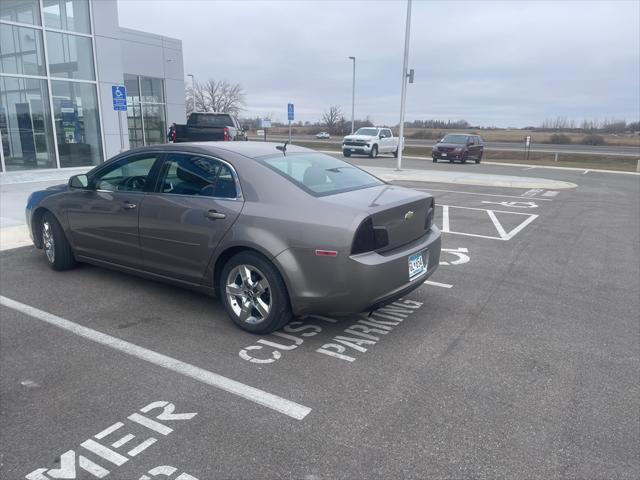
26, 142, 441, 333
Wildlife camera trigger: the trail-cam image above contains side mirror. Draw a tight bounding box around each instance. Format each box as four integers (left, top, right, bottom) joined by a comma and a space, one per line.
379, 133, 386, 139
69, 174, 90, 189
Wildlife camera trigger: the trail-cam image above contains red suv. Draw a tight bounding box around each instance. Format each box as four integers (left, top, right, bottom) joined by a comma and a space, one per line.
432, 134, 484, 163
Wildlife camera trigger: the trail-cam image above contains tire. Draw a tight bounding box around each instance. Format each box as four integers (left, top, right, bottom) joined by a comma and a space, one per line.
432, 157, 437, 163
343, 150, 351, 157
369, 145, 378, 158
41, 212, 76, 271
220, 252, 293, 334
449, 158, 453, 163
476, 152, 483, 164
393, 149, 398, 158
462, 153, 468, 164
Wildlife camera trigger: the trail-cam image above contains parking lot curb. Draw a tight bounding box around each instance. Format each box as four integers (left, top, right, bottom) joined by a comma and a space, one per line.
361, 166, 578, 189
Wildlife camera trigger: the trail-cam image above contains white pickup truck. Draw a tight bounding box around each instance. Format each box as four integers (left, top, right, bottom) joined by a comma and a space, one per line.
342, 127, 402, 158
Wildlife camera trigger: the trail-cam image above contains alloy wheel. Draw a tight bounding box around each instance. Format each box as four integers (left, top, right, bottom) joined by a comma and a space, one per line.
225, 264, 271, 325
42, 221, 55, 263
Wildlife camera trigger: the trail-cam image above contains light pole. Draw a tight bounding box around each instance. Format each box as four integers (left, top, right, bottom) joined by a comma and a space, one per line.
397, 0, 412, 171
348, 56, 356, 134
187, 73, 196, 114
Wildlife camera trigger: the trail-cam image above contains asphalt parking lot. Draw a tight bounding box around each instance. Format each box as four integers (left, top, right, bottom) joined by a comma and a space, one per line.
1, 161, 639, 479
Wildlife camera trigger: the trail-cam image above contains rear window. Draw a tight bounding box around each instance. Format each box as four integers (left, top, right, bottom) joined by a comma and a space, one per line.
441, 134, 469, 144
190, 114, 233, 127
261, 153, 383, 196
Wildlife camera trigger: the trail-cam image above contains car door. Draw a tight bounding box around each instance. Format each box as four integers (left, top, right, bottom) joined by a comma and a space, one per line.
384, 129, 395, 152
138, 152, 244, 284
66, 152, 162, 267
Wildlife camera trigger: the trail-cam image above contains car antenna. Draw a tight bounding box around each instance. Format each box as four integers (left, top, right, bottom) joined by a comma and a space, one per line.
276, 141, 289, 156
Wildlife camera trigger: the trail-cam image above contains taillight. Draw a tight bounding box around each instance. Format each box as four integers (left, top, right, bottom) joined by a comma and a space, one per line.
351, 217, 388, 254
223, 127, 230, 141
425, 197, 435, 230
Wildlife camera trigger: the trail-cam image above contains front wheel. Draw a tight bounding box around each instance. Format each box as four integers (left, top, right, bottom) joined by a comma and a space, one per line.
369, 145, 378, 158
476, 152, 483, 164
343, 150, 351, 157
220, 252, 293, 334
432, 157, 437, 163
462, 153, 468, 164
41, 212, 76, 271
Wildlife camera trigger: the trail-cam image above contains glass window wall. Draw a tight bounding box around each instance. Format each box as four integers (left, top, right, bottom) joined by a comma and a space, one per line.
125, 74, 167, 148
0, 76, 56, 170
0, 24, 46, 76
46, 31, 94, 80
51, 80, 102, 167
42, 0, 90, 34
0, 0, 41, 25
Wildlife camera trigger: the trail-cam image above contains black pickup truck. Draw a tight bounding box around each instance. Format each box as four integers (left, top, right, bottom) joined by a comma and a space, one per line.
175, 113, 248, 142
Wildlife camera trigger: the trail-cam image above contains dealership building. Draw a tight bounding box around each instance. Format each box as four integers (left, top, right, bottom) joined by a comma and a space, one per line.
0, 0, 186, 173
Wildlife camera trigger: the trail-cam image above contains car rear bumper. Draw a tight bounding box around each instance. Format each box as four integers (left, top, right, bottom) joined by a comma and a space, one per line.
276, 226, 442, 315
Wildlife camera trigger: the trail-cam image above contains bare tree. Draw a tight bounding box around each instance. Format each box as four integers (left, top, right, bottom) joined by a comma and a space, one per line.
322, 105, 342, 133
186, 79, 246, 116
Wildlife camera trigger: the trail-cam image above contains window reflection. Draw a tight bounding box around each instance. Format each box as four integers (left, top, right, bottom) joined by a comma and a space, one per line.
125, 74, 167, 148
0, 24, 46, 76
0, 76, 56, 170
0, 0, 41, 25
51, 80, 102, 167
46, 31, 94, 80
42, 0, 91, 34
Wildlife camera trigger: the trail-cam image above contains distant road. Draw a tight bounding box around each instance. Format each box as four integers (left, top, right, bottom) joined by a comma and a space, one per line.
251, 134, 640, 157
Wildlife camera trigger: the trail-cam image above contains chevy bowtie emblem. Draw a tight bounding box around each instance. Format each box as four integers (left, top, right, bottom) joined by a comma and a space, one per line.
404, 211, 414, 220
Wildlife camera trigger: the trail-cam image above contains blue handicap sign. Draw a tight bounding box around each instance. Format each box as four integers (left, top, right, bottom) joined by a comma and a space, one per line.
287, 103, 294, 121
112, 85, 127, 111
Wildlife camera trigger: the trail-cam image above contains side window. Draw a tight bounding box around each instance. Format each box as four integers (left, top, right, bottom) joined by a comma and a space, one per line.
94, 154, 158, 192
385, 129, 392, 138
157, 153, 237, 198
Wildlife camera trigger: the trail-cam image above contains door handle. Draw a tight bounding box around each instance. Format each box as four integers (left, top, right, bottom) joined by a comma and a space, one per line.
123, 201, 137, 210
205, 210, 226, 220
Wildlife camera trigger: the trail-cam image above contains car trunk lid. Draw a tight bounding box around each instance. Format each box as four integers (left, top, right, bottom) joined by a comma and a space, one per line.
324, 185, 433, 252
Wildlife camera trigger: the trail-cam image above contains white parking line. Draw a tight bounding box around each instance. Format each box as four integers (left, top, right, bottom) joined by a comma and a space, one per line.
0, 295, 312, 421
424, 280, 453, 288
407, 187, 553, 201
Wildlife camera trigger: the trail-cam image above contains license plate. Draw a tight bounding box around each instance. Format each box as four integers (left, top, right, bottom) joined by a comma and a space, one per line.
441, 153, 447, 157
408, 251, 427, 280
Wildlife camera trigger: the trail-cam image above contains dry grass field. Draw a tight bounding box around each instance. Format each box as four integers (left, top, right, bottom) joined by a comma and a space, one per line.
288, 141, 639, 172
266, 126, 640, 147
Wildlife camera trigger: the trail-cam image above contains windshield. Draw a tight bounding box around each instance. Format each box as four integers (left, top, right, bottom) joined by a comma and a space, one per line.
354, 128, 379, 136
261, 153, 383, 196
190, 114, 233, 127
441, 134, 469, 144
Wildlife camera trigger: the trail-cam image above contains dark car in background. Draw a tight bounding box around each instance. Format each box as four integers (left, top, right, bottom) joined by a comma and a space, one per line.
432, 134, 484, 163
175, 112, 248, 142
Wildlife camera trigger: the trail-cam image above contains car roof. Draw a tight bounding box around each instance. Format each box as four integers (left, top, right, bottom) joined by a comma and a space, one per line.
126, 141, 314, 159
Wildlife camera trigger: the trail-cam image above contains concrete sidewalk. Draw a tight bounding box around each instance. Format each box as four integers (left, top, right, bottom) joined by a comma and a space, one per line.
0, 164, 576, 251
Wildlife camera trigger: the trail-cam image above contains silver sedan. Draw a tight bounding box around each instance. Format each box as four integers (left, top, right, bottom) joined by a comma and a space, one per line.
26, 142, 441, 333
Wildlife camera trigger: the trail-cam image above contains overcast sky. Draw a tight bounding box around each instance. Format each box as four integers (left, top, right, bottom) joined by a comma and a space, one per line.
117, 0, 640, 127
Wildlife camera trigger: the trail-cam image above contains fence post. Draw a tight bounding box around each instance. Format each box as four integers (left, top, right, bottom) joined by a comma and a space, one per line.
637, 159, 640, 172
554, 152, 559, 162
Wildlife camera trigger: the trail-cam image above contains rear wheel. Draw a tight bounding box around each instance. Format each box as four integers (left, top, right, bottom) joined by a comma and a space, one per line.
432, 157, 437, 163
393, 149, 398, 158
41, 212, 76, 271
220, 252, 292, 334
462, 153, 468, 164
476, 152, 483, 164
369, 145, 378, 158
343, 150, 351, 157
